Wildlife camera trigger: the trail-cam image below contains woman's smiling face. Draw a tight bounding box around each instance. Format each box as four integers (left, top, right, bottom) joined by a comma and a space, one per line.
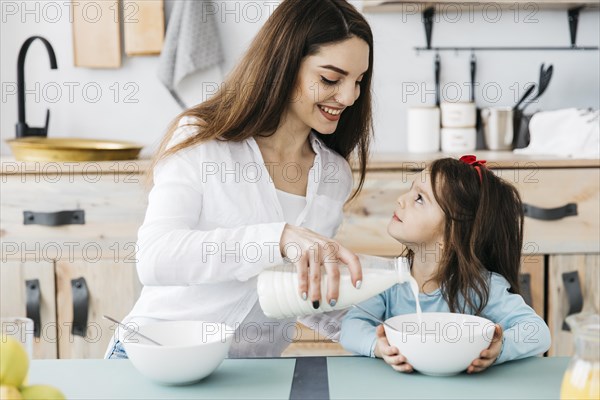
388, 170, 446, 250
286, 36, 370, 134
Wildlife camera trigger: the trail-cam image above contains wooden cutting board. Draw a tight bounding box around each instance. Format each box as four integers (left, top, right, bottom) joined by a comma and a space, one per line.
124, 0, 165, 56
72, 0, 121, 68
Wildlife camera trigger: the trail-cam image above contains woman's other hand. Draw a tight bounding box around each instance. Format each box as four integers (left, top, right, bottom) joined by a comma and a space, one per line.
467, 324, 503, 374
279, 224, 362, 309
374, 324, 413, 373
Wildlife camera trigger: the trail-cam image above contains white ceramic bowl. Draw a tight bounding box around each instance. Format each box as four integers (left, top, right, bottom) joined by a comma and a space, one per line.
384, 312, 495, 376
123, 321, 233, 385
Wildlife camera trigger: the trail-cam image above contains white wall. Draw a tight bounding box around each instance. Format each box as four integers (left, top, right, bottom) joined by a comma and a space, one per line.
1, 1, 598, 157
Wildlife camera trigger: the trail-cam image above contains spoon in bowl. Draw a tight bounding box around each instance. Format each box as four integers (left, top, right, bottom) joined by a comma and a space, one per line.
351, 304, 400, 332
103, 315, 163, 346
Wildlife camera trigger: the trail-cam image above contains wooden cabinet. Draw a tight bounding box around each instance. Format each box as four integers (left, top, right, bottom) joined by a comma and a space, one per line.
1, 159, 145, 359
2, 153, 597, 358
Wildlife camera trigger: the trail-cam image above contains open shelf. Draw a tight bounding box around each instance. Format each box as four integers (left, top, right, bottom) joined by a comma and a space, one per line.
363, 0, 600, 13
414, 46, 599, 51
362, 0, 600, 51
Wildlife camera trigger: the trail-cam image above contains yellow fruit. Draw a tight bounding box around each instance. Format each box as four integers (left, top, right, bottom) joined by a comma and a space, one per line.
0, 385, 23, 400
0, 337, 29, 387
19, 385, 64, 400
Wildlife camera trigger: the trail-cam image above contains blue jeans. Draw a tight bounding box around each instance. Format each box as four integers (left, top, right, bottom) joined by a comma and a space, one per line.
106, 340, 128, 360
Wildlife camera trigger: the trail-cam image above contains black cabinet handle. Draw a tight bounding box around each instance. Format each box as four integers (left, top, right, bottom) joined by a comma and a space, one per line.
71, 277, 89, 337
523, 203, 577, 221
562, 271, 583, 331
25, 279, 41, 338
23, 210, 85, 226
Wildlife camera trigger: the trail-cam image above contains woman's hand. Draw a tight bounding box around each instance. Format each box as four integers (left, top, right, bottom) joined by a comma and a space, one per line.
279, 224, 362, 308
467, 324, 503, 374
374, 325, 413, 373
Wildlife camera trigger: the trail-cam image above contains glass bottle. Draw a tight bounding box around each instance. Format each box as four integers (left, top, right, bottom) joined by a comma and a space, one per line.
560, 312, 600, 400
257, 254, 411, 319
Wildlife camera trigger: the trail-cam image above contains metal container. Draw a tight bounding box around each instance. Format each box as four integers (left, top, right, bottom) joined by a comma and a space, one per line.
481, 107, 514, 151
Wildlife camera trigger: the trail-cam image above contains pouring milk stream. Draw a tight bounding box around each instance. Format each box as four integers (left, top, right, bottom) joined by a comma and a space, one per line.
257, 254, 421, 319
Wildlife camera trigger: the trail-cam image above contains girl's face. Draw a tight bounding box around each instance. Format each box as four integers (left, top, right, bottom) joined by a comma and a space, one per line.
387, 170, 446, 250
286, 36, 370, 134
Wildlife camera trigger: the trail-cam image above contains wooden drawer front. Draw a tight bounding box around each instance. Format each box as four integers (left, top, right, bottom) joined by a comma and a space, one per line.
497, 168, 599, 255
1, 174, 147, 261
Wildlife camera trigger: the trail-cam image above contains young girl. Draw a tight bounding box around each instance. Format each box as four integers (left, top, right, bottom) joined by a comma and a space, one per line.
106, 0, 373, 359
340, 155, 551, 373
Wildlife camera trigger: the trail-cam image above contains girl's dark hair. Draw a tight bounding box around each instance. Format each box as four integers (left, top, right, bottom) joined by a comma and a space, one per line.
419, 158, 524, 315
149, 0, 374, 200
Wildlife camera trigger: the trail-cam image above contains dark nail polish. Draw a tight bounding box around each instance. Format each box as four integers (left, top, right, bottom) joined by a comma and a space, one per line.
312, 300, 320, 309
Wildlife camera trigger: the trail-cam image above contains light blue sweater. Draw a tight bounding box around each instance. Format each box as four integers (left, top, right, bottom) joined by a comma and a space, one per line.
340, 272, 551, 365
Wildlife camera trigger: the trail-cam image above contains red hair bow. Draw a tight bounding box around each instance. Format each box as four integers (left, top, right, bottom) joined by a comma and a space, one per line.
459, 155, 487, 182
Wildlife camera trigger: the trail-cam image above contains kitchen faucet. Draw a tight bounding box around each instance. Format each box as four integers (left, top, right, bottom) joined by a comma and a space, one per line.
16, 36, 58, 138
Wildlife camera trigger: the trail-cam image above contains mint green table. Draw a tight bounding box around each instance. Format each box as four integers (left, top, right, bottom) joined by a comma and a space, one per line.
327, 357, 569, 400
29, 356, 569, 399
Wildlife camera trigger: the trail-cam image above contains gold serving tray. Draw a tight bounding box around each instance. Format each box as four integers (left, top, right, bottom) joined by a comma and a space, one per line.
6, 137, 143, 162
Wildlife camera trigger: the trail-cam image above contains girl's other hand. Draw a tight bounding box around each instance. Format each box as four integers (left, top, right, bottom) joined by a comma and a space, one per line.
467, 324, 503, 374
374, 324, 413, 373
279, 224, 363, 308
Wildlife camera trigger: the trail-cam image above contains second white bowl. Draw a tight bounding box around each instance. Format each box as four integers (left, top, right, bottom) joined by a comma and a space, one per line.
384, 312, 495, 376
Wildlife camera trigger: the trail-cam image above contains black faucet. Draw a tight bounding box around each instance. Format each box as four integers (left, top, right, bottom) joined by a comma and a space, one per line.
16, 36, 58, 138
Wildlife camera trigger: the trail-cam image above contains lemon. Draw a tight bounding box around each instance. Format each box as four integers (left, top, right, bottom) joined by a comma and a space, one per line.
0, 385, 23, 400
20, 385, 65, 400
0, 337, 29, 388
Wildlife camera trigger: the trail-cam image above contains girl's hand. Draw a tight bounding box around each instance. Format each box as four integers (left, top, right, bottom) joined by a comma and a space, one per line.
374, 324, 413, 373
279, 224, 362, 308
467, 324, 503, 374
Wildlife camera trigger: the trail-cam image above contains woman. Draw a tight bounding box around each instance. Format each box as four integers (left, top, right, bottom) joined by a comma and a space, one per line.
107, 0, 374, 359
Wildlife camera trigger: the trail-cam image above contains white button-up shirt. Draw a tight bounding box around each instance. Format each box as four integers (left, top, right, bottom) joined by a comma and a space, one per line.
123, 117, 354, 350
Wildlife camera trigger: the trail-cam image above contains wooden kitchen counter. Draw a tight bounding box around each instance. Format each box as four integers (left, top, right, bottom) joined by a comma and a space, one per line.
28, 356, 569, 399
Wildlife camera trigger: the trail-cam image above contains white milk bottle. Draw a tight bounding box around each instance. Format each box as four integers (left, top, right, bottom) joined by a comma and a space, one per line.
257, 254, 412, 319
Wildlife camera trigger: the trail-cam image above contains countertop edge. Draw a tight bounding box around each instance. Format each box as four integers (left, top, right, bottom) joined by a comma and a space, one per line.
2, 152, 599, 174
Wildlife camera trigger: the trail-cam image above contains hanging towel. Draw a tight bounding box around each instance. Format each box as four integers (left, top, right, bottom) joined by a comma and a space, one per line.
514, 108, 599, 158
157, 0, 224, 109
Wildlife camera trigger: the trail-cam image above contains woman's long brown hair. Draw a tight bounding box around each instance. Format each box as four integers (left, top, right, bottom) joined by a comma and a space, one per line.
425, 158, 524, 315
147, 0, 374, 200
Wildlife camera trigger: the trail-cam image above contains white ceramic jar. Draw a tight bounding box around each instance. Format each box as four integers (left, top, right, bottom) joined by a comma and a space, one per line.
440, 102, 477, 128
407, 106, 441, 153
441, 127, 477, 152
